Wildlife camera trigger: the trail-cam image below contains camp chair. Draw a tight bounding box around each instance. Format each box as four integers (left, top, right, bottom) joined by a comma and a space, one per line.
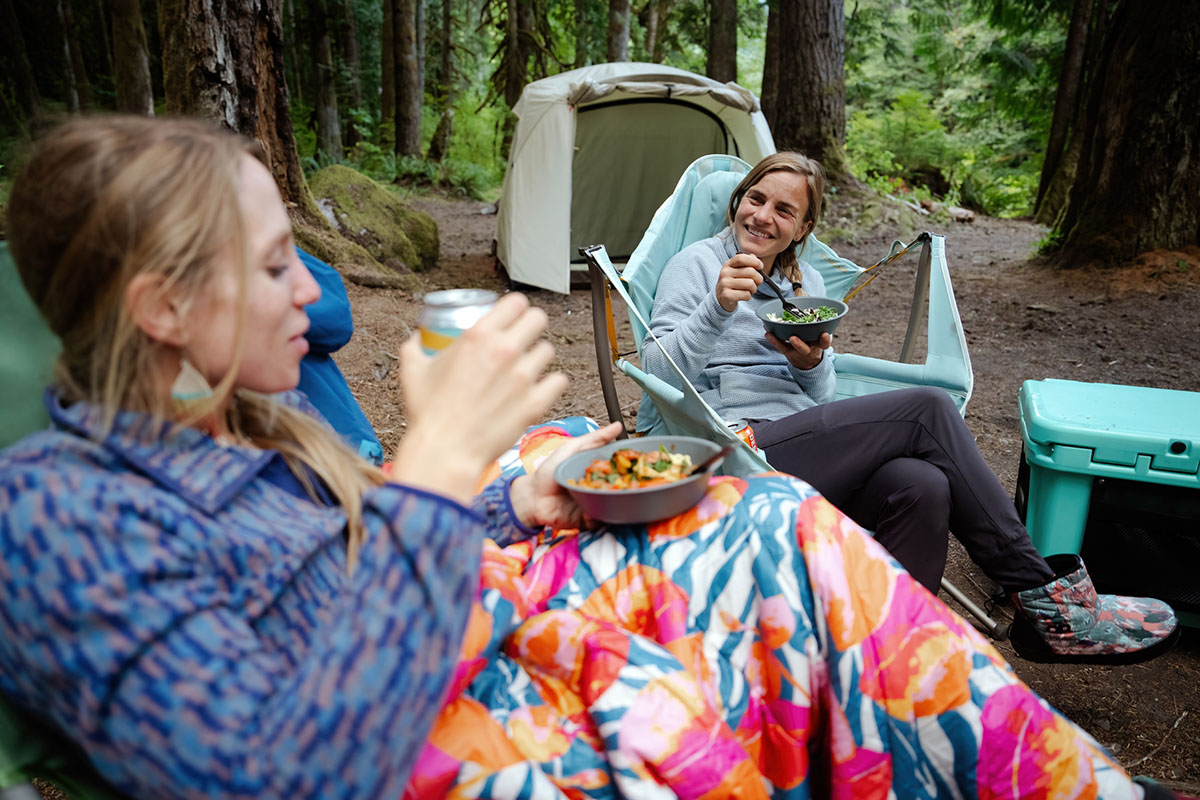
580, 154, 1005, 638
0, 242, 125, 799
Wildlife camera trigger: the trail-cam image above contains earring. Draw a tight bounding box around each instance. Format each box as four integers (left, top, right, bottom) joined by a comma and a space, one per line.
171, 357, 213, 410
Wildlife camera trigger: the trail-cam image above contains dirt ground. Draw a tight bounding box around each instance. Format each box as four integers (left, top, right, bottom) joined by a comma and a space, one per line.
336, 192, 1200, 792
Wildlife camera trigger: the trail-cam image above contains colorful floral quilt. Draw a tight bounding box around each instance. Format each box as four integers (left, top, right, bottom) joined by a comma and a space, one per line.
404, 419, 1144, 799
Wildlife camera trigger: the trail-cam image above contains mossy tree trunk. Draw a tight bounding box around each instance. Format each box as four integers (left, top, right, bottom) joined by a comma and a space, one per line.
1055, 0, 1200, 265
771, 0, 847, 180
1034, 0, 1092, 219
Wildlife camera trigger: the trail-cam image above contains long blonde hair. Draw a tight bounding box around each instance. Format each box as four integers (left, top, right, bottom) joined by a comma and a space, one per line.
725, 152, 825, 289
7, 115, 385, 571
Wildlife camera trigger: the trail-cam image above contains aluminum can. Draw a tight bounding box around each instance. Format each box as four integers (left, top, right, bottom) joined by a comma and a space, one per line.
725, 419, 757, 449
418, 289, 498, 354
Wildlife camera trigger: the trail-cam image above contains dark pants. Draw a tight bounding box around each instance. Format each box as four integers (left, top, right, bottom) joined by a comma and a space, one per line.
751, 387, 1054, 593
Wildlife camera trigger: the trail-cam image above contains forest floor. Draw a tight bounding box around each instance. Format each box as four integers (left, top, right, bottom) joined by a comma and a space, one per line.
334, 189, 1200, 792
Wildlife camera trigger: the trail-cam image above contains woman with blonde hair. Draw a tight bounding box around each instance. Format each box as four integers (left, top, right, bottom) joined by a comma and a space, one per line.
0, 118, 1181, 799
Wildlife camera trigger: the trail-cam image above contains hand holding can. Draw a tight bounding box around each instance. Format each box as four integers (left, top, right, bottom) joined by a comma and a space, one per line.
394, 292, 568, 505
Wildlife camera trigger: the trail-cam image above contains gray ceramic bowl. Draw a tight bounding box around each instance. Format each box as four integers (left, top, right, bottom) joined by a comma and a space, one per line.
756, 296, 849, 343
554, 436, 724, 525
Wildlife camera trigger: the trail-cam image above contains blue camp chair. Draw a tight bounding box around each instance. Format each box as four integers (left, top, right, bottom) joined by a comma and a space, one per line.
580, 154, 1002, 635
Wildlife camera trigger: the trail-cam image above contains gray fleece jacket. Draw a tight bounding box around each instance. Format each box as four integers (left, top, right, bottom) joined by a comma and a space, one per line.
641, 230, 837, 424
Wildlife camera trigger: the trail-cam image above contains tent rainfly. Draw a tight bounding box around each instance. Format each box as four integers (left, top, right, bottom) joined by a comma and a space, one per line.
495, 62, 775, 294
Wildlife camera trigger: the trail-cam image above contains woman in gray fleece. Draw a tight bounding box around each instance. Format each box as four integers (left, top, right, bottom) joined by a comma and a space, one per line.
642, 151, 1179, 666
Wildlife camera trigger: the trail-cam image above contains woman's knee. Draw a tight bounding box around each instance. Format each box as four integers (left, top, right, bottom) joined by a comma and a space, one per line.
872, 458, 950, 517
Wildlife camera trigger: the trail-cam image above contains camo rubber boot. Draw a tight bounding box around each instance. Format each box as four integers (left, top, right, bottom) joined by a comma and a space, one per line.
1009, 553, 1180, 665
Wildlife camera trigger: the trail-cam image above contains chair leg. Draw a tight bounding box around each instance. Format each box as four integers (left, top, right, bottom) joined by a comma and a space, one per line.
584, 252, 628, 437
940, 577, 1010, 641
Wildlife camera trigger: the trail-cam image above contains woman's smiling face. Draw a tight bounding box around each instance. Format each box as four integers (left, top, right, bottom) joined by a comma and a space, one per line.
733, 170, 813, 271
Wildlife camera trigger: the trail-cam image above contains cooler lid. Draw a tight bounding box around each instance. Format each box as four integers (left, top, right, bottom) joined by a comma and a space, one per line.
1019, 379, 1200, 474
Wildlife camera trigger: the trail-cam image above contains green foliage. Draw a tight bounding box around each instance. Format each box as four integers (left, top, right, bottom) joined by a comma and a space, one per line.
843, 0, 1066, 217
1035, 227, 1064, 256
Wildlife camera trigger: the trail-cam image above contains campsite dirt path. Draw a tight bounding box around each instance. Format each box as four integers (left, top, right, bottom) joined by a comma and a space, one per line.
337, 193, 1200, 791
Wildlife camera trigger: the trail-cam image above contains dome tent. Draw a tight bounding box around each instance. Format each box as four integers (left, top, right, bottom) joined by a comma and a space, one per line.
495, 62, 775, 294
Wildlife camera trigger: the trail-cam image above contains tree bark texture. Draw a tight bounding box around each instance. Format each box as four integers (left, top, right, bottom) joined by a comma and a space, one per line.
62, 0, 95, 109
283, 0, 303, 103
416, 0, 426, 109
110, 0, 154, 115
503, 0, 525, 109
94, 0, 114, 76
427, 0, 454, 160
607, 0, 629, 62
156, 0, 312, 217
772, 0, 846, 179
706, 0, 736, 83
574, 0, 588, 67
436, 0, 453, 108
760, 0, 779, 131
311, 0, 344, 157
1034, 0, 1092, 217
393, 0, 422, 155
340, 0, 363, 147
1057, 0, 1200, 263
0, 0, 42, 122
380, 0, 395, 142
643, 0, 672, 63
55, 0, 81, 112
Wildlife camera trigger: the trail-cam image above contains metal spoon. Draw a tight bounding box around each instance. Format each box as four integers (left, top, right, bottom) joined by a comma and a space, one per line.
689, 444, 735, 476
732, 230, 804, 317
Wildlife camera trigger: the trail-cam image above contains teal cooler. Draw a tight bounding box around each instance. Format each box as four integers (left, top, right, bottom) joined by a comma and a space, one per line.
1017, 379, 1200, 627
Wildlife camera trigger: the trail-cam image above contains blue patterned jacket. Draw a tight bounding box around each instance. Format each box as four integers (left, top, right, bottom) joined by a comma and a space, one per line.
0, 391, 529, 798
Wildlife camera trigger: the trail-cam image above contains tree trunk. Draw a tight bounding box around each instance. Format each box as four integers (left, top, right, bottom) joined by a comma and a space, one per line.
607, 0, 629, 62
760, 0, 778, 129
503, 0, 525, 109
394, 0, 422, 155
427, 0, 454, 161
94, 0, 114, 77
283, 0, 303, 104
156, 0, 313, 218
381, 0, 395, 146
574, 0, 588, 67
110, 0, 154, 115
1056, 0, 1200, 264
642, 0, 670, 63
340, 0, 363, 147
706, 0, 736, 82
772, 0, 846, 180
311, 0, 344, 158
55, 0, 81, 112
62, 0, 94, 109
1034, 0, 1092, 217
416, 0, 426, 108
0, 0, 42, 123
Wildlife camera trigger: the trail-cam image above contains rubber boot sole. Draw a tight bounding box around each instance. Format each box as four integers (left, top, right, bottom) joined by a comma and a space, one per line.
1009, 615, 1182, 666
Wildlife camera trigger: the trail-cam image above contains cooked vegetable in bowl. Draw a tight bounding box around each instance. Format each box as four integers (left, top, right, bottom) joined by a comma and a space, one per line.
554, 436, 725, 524
573, 445, 695, 490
